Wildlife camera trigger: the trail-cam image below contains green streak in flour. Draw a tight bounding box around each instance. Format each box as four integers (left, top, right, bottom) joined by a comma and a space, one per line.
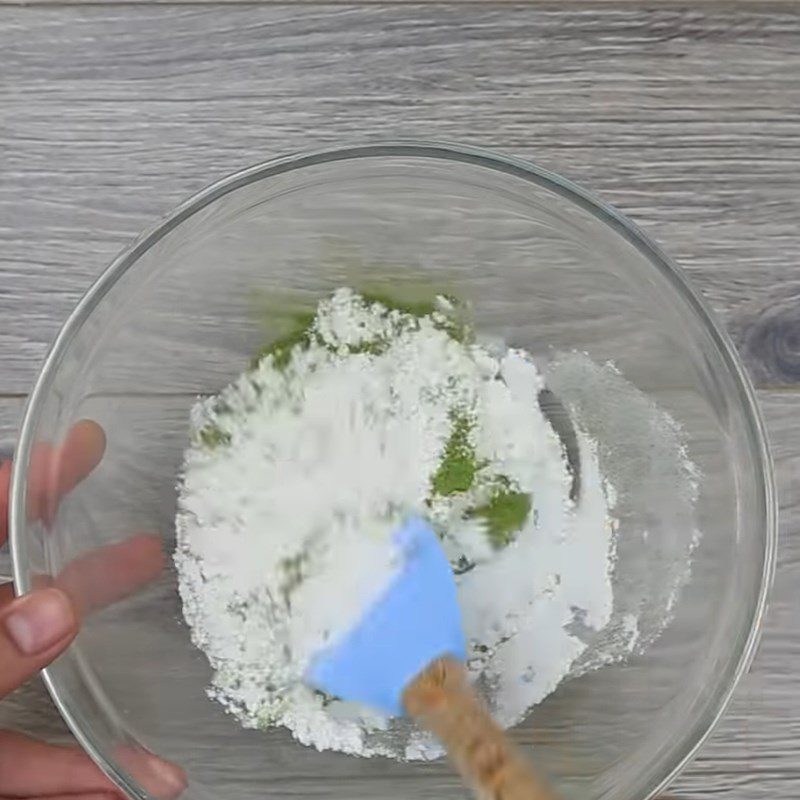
359, 291, 439, 320
197, 425, 232, 450
250, 311, 316, 370
430, 411, 480, 497
468, 486, 532, 549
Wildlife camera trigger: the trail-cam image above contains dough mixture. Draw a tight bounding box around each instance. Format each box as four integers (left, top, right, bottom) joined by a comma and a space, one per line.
175, 289, 636, 759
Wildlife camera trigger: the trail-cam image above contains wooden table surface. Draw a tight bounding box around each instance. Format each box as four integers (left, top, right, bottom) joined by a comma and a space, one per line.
1, 3, 799, 798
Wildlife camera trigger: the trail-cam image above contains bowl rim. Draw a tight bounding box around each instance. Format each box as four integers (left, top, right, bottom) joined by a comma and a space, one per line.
9, 139, 777, 800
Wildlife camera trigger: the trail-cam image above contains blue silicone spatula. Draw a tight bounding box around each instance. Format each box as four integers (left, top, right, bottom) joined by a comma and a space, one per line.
306, 517, 555, 800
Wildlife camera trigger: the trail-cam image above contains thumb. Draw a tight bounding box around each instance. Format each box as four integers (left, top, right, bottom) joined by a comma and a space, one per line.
0, 588, 78, 696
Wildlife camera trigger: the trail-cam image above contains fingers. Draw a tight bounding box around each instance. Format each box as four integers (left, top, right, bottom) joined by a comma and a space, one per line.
0, 794, 120, 800
2, 535, 165, 617
0, 732, 186, 800
55, 420, 106, 498
0, 424, 182, 800
1, 420, 106, 544
0, 420, 106, 545
114, 747, 187, 800
28, 420, 106, 528
0, 585, 13, 608
0, 731, 121, 797
55, 534, 165, 621
0, 459, 10, 547
25, 440, 56, 531
0, 588, 78, 697
0, 421, 161, 620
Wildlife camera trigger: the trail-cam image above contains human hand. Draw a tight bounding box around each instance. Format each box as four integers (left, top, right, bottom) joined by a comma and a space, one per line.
0, 421, 186, 800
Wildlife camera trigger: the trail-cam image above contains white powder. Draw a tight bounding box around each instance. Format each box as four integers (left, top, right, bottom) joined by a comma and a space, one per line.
174, 289, 619, 759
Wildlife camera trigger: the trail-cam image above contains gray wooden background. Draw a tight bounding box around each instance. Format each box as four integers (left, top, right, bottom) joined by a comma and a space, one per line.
1, 3, 799, 798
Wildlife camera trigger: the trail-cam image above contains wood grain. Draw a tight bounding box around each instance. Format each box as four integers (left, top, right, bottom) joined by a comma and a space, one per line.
0, 389, 797, 795
1, 5, 800, 392
1, 4, 799, 799
405, 658, 557, 800
1, 1, 798, 6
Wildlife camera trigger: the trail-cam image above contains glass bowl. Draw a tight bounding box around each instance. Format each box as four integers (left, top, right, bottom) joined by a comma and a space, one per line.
9, 142, 776, 800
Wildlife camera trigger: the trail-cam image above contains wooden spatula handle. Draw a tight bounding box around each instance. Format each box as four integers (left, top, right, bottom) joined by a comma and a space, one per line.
404, 657, 556, 800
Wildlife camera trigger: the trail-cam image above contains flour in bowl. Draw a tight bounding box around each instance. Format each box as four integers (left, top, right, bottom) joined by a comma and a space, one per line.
174, 288, 620, 759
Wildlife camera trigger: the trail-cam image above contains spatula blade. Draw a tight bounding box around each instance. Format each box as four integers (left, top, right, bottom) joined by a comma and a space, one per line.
306, 517, 466, 716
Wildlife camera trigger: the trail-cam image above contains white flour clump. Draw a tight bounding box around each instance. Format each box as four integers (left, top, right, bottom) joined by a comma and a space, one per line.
175, 289, 617, 759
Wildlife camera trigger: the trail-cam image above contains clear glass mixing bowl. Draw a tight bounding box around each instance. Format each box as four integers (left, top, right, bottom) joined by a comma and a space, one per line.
9, 142, 775, 800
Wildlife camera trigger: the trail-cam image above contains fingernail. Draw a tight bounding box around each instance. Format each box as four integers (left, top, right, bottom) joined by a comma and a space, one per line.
146, 754, 188, 798
4, 588, 76, 655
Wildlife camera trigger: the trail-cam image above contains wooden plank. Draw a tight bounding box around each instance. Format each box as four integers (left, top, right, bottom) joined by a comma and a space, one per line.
1, 1, 798, 6
0, 399, 69, 744
1, 5, 799, 392
0, 0, 787, 5
0, 388, 797, 797
1, 3, 799, 797
667, 391, 800, 796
